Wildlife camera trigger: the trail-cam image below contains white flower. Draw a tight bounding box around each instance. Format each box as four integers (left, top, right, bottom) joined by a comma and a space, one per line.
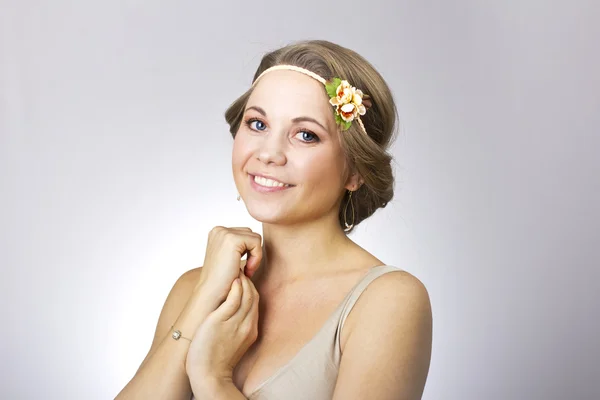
337, 103, 357, 122
329, 80, 353, 106
329, 81, 366, 123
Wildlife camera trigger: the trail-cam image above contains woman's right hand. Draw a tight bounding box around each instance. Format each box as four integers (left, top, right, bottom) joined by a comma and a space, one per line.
195, 226, 263, 308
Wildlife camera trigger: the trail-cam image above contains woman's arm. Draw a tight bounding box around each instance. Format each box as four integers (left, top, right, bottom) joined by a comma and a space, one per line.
116, 225, 261, 399
115, 267, 220, 400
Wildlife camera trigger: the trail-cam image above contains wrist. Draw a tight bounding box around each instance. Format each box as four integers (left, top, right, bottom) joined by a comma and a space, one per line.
191, 375, 226, 399
172, 295, 216, 338
193, 280, 227, 309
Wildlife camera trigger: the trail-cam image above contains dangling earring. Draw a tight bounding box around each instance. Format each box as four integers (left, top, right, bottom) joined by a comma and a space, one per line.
343, 190, 355, 232
237, 193, 241, 201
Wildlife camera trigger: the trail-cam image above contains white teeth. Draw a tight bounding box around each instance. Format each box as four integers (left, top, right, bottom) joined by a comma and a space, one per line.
254, 175, 290, 188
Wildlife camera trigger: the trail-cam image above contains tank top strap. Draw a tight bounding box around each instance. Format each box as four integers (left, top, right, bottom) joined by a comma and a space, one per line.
333, 265, 403, 359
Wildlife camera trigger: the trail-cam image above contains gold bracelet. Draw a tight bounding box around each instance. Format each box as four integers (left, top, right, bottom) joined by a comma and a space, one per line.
170, 325, 192, 342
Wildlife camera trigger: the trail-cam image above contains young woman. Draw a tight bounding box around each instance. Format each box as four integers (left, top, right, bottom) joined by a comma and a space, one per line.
116, 40, 432, 400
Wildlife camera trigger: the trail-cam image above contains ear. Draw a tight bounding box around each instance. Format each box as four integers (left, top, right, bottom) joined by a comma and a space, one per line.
344, 171, 364, 191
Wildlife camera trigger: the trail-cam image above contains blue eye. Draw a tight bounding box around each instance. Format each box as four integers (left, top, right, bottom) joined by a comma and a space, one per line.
297, 130, 320, 143
253, 120, 266, 130
245, 118, 266, 131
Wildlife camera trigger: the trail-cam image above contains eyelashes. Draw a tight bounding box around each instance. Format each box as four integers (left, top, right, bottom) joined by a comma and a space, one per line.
243, 118, 267, 132
242, 117, 321, 143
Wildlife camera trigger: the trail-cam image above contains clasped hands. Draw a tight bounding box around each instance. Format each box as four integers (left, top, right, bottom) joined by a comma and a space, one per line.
185, 227, 262, 396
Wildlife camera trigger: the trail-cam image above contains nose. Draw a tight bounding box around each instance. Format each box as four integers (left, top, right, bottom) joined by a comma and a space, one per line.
256, 132, 287, 166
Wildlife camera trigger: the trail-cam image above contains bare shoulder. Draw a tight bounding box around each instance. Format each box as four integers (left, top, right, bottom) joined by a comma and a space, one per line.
160, 266, 203, 310
350, 269, 431, 325
365, 269, 429, 305
176, 266, 203, 289
342, 268, 432, 354
334, 269, 432, 399
356, 269, 431, 340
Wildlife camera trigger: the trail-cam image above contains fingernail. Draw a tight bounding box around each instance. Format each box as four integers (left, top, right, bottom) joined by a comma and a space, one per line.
235, 278, 241, 284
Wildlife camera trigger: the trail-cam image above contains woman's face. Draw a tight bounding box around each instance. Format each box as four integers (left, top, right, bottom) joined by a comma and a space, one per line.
232, 70, 353, 227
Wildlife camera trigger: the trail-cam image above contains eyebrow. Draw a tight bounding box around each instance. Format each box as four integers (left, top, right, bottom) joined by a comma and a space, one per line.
245, 106, 329, 133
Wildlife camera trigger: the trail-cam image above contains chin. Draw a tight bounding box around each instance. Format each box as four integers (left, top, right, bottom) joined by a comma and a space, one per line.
245, 204, 289, 224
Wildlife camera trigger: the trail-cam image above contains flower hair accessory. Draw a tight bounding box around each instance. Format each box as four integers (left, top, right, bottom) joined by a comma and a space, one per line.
252, 65, 371, 135
325, 78, 370, 131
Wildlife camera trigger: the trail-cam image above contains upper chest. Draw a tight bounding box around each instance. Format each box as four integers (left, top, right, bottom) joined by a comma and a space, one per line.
232, 270, 368, 397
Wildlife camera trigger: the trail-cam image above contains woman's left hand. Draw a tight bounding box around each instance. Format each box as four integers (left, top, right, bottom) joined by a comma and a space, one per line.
186, 270, 259, 391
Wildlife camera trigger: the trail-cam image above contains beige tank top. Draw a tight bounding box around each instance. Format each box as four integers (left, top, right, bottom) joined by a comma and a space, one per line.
191, 264, 403, 400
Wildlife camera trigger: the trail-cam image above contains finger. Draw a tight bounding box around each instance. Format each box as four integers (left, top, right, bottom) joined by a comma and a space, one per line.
241, 236, 263, 277
241, 276, 259, 321
243, 284, 259, 322
216, 229, 262, 277
245, 273, 259, 298
227, 227, 253, 232
215, 278, 242, 321
223, 231, 262, 277
241, 286, 260, 339
232, 275, 254, 320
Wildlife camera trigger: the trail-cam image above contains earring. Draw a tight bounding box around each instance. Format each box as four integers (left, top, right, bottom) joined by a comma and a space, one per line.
237, 194, 241, 201
343, 190, 355, 232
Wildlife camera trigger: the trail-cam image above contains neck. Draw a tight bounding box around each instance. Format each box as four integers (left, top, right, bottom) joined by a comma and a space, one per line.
253, 212, 354, 288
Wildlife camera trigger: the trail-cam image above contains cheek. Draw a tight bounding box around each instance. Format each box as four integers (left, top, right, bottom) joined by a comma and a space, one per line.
232, 133, 252, 169
297, 149, 345, 185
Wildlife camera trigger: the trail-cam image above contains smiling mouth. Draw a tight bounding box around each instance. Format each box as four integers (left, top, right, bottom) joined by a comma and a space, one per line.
250, 174, 296, 189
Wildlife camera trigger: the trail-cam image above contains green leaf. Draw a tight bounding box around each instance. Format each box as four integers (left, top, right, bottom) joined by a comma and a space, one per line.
335, 113, 343, 125
325, 83, 336, 98
334, 113, 352, 131
325, 77, 342, 98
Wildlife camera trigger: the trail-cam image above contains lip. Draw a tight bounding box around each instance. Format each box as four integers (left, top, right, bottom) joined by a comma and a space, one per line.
249, 174, 295, 193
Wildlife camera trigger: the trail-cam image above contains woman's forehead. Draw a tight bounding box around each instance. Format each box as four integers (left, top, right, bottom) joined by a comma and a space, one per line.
247, 70, 334, 126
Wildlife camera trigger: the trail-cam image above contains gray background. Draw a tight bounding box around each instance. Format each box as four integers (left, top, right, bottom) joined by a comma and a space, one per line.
1, 1, 599, 399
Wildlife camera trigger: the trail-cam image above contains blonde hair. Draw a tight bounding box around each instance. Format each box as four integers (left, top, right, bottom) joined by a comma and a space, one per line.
225, 40, 398, 233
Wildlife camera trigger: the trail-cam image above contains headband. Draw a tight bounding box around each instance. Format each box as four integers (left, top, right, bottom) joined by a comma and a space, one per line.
252, 64, 371, 135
